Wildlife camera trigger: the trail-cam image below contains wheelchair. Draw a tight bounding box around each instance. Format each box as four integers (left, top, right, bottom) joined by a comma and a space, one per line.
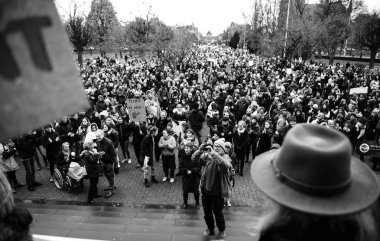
54, 164, 85, 192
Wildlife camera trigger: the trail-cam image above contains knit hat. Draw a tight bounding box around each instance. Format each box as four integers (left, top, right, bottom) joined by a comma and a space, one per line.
225, 142, 232, 149
312, 104, 319, 109
0, 172, 14, 219
336, 113, 344, 119
213, 138, 226, 152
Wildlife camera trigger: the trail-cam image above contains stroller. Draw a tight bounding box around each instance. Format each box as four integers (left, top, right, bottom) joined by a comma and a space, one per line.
54, 147, 87, 191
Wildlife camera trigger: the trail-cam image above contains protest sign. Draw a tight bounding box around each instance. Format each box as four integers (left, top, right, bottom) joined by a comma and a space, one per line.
126, 99, 147, 122
0, 0, 88, 141
349, 87, 368, 95
355, 140, 380, 156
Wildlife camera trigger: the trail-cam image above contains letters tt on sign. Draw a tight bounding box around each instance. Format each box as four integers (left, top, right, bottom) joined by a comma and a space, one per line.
0, 0, 88, 141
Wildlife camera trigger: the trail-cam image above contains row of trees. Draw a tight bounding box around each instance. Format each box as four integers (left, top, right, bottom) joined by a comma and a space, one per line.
63, 0, 198, 68
227, 0, 380, 68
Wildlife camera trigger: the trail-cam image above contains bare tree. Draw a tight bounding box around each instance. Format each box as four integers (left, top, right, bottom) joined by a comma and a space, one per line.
63, 0, 91, 67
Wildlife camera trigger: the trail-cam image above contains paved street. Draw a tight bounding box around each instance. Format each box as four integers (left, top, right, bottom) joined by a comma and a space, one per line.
13, 125, 265, 207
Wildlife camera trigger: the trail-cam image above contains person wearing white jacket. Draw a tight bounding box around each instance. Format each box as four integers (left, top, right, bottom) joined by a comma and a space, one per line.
158, 129, 177, 183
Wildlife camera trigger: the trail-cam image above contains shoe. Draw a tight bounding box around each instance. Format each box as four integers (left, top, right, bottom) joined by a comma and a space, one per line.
37, 167, 42, 170
14, 183, 25, 188
28, 186, 35, 191
49, 178, 54, 182
105, 190, 114, 198
182, 204, 188, 209
170, 178, 174, 183
227, 201, 232, 207
151, 177, 159, 184
33, 182, 42, 186
175, 172, 182, 177
88, 199, 96, 204
104, 186, 116, 191
136, 164, 142, 168
204, 229, 215, 236
162, 177, 168, 182
46, 166, 50, 170
219, 231, 227, 237
128, 159, 132, 164
145, 179, 151, 188
95, 194, 103, 198
121, 159, 127, 164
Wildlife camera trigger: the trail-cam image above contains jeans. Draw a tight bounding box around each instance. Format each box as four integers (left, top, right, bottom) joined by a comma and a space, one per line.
103, 163, 115, 188
21, 157, 36, 187
120, 139, 131, 159
46, 155, 56, 177
162, 155, 175, 178
202, 193, 225, 232
88, 177, 99, 201
183, 192, 200, 205
133, 143, 141, 166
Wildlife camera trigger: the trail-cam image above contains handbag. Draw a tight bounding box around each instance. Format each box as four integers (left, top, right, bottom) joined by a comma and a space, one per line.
0, 156, 19, 172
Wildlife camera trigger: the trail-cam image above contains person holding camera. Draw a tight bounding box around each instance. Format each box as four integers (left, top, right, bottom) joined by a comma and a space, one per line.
0, 140, 24, 193
192, 138, 232, 237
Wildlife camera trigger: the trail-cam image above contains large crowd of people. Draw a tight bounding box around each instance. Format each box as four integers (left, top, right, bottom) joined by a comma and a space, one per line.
1, 45, 380, 238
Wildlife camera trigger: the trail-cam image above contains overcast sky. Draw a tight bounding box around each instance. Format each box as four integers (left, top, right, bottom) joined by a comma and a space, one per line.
56, 0, 380, 36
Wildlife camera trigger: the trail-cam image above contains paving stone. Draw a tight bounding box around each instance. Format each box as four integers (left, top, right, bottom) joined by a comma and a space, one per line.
31, 228, 70, 237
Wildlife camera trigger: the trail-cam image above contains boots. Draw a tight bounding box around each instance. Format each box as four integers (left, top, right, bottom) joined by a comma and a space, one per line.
145, 179, 151, 188
151, 176, 158, 184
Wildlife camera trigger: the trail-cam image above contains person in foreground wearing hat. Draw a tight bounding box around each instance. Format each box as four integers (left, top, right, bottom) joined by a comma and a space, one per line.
0, 172, 33, 241
192, 138, 232, 237
251, 124, 380, 241
141, 126, 159, 187
95, 130, 117, 198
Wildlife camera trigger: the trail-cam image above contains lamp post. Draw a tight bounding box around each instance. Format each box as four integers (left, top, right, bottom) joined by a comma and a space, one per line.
283, 0, 291, 58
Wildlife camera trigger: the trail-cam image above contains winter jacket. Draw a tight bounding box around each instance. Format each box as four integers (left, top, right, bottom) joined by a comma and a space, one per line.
81, 150, 101, 178
41, 130, 60, 157
158, 136, 176, 156
16, 134, 36, 159
140, 134, 155, 165
179, 151, 201, 193
105, 129, 119, 149
188, 109, 205, 131
192, 149, 232, 197
96, 137, 117, 164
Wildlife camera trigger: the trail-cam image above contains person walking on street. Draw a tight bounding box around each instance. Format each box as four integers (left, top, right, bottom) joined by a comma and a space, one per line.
81, 140, 103, 204
95, 130, 117, 198
179, 143, 201, 209
158, 129, 177, 183
41, 124, 60, 182
15, 132, 42, 191
141, 126, 159, 187
192, 138, 232, 237
188, 102, 205, 143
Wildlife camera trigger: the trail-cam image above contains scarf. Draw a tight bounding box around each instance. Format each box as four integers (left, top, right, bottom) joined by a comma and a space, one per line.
238, 128, 246, 135
62, 148, 70, 161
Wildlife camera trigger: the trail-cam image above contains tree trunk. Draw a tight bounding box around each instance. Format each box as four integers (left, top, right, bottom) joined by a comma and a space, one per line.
77, 50, 83, 68
369, 48, 377, 69
328, 49, 336, 65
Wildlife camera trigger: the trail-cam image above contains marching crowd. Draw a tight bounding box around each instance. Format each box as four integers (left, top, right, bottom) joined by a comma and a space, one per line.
1, 45, 380, 238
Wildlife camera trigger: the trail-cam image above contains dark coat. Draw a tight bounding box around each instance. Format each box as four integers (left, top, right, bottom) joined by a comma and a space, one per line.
105, 129, 119, 149
233, 129, 250, 157
56, 120, 74, 143
16, 134, 36, 159
179, 151, 201, 193
188, 110, 205, 131
41, 130, 60, 157
115, 121, 133, 141
140, 134, 155, 165
96, 137, 116, 164
81, 150, 101, 178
